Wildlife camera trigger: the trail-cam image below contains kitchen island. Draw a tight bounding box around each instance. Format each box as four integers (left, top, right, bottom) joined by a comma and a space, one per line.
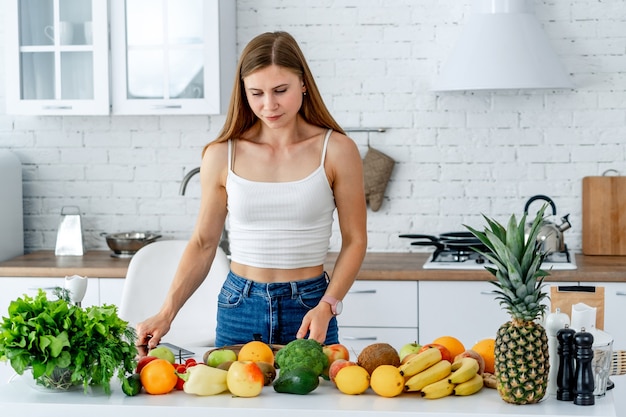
0, 360, 617, 417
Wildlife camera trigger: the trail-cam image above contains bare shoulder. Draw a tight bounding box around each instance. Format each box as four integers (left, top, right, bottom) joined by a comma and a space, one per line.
326, 131, 361, 161
201, 141, 229, 180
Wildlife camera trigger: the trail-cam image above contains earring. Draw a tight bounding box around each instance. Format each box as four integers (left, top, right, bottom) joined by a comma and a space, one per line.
303, 91, 307, 96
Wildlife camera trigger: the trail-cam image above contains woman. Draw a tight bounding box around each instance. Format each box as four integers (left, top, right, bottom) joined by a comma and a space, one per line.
136, 31, 366, 348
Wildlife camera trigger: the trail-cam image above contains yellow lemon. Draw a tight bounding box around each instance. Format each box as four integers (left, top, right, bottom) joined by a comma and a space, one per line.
370, 365, 404, 397
334, 365, 370, 395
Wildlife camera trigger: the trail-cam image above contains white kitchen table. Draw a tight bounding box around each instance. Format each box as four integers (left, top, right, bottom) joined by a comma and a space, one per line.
0, 351, 617, 417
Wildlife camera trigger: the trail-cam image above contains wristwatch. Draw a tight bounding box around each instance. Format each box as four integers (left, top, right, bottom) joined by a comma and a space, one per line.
320, 295, 343, 316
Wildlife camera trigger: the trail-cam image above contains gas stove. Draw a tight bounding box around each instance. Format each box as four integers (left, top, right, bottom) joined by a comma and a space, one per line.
422, 248, 577, 270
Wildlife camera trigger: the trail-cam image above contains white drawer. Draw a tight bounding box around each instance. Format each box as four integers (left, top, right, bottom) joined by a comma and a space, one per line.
340, 281, 418, 327
338, 327, 418, 359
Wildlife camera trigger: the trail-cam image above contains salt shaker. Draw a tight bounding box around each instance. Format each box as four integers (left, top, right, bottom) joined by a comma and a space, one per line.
573, 328, 595, 406
556, 325, 576, 401
546, 308, 570, 396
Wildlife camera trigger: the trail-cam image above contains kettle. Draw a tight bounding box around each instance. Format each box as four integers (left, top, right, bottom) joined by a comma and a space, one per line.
523, 195, 571, 254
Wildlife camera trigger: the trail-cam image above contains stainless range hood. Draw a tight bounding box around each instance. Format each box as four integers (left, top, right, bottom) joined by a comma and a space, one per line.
432, 0, 574, 92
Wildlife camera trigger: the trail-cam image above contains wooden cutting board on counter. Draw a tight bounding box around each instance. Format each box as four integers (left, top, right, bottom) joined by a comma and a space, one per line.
582, 175, 626, 255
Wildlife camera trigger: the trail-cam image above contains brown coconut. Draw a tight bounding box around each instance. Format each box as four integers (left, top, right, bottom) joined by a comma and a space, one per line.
357, 343, 401, 375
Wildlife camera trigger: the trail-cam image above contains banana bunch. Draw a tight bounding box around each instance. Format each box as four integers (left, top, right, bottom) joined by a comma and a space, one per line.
403, 353, 484, 399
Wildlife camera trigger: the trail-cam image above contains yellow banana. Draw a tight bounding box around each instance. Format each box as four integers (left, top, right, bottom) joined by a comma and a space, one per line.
404, 360, 452, 392
448, 357, 479, 384
453, 373, 484, 396
398, 347, 442, 378
421, 377, 456, 399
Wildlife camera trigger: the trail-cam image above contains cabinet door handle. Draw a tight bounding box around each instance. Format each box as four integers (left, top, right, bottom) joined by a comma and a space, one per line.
151, 104, 183, 109
480, 291, 495, 295
615, 291, 626, 296
43, 105, 72, 110
348, 290, 377, 294
342, 336, 378, 341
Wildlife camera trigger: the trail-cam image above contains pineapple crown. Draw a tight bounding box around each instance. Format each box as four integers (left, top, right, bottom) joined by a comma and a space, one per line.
464, 205, 550, 322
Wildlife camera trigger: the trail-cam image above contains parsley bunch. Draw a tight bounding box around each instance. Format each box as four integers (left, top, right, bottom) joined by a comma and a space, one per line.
0, 289, 137, 394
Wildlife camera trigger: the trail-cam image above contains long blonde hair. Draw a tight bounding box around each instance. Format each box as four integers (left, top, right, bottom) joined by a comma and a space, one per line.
204, 32, 344, 154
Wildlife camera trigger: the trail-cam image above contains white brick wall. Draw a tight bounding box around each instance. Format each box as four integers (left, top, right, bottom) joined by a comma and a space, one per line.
1, 0, 625, 254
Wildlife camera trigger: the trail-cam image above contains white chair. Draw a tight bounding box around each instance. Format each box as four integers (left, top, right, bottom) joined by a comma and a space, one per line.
119, 240, 230, 347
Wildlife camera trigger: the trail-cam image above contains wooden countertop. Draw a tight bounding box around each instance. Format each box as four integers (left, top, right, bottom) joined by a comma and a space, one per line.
0, 251, 132, 278
0, 250, 625, 282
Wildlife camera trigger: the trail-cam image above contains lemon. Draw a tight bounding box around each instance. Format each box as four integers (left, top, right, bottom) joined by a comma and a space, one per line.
370, 365, 404, 397
334, 365, 370, 395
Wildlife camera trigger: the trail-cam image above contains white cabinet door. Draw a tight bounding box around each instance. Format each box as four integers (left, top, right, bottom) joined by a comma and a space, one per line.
338, 281, 418, 358
99, 278, 125, 307
4, 0, 109, 115
109, 0, 236, 115
418, 281, 508, 348
419, 280, 578, 349
339, 328, 418, 361
0, 277, 100, 316
341, 281, 418, 327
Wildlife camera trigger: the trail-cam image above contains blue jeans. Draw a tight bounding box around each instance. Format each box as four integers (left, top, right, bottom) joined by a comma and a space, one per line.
215, 270, 339, 346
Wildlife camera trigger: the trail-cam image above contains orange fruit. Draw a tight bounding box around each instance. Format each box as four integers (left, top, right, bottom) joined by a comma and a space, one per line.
432, 335, 465, 359
472, 338, 496, 374
140, 358, 178, 395
237, 340, 275, 364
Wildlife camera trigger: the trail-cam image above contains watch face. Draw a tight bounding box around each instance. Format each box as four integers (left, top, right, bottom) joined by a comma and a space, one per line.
335, 300, 343, 315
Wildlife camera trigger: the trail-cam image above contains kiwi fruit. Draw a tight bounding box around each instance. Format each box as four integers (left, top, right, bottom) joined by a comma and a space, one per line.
357, 343, 401, 375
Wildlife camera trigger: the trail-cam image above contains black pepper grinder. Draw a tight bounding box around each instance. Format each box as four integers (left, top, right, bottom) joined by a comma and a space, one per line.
573, 328, 595, 406
556, 325, 576, 401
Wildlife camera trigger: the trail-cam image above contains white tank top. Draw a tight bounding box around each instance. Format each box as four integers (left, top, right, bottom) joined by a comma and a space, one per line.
226, 129, 336, 269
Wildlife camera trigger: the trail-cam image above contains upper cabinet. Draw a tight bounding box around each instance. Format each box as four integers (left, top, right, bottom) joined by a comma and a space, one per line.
4, 0, 110, 115
4, 0, 236, 116
110, 0, 236, 115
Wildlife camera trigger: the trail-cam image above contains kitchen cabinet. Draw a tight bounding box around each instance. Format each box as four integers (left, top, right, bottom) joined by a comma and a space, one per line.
4, 0, 110, 115
338, 280, 418, 357
109, 0, 236, 115
418, 280, 577, 348
0, 276, 124, 316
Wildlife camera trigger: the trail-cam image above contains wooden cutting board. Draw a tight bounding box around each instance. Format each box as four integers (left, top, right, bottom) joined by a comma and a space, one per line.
582, 176, 626, 255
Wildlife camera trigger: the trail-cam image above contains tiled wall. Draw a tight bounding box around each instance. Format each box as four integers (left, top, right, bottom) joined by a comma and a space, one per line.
1, 0, 625, 254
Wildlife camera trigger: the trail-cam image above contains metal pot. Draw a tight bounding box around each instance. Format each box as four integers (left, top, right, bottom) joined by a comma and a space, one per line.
523, 195, 571, 253
101, 232, 162, 258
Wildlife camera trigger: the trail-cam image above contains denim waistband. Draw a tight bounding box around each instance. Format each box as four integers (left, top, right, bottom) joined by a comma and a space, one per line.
224, 270, 329, 298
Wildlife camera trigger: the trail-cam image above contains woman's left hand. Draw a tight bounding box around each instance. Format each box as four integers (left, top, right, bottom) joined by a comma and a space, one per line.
295, 303, 333, 343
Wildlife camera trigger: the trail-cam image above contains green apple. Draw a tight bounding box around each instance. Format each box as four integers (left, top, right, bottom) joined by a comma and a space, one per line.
148, 346, 176, 364
399, 341, 422, 362
207, 348, 237, 367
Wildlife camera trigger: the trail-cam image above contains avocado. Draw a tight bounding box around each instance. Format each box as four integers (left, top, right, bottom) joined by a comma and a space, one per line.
273, 367, 320, 395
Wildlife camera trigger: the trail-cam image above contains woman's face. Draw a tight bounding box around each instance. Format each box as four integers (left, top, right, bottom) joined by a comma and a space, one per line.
243, 65, 305, 128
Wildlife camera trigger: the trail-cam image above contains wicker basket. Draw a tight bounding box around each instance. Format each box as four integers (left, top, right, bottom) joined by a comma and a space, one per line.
611, 350, 626, 376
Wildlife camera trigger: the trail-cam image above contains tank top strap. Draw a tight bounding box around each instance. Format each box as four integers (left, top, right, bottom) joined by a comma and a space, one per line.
227, 139, 233, 171
320, 129, 332, 166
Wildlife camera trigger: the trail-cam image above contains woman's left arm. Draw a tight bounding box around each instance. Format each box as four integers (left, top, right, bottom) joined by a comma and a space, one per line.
297, 133, 368, 342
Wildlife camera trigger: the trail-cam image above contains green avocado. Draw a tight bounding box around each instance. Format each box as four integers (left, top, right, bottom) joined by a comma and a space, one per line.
273, 367, 320, 395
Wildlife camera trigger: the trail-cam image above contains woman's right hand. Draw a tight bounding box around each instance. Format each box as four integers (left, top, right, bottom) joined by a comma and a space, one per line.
136, 313, 172, 350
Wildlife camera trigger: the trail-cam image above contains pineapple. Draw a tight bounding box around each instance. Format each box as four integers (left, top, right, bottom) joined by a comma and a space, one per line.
466, 205, 550, 405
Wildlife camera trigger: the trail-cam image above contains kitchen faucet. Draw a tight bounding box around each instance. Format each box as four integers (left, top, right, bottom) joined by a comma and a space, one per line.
179, 167, 230, 256
179, 167, 201, 196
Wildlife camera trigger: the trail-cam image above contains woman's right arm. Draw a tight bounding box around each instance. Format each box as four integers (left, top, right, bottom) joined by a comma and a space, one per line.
136, 142, 229, 348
